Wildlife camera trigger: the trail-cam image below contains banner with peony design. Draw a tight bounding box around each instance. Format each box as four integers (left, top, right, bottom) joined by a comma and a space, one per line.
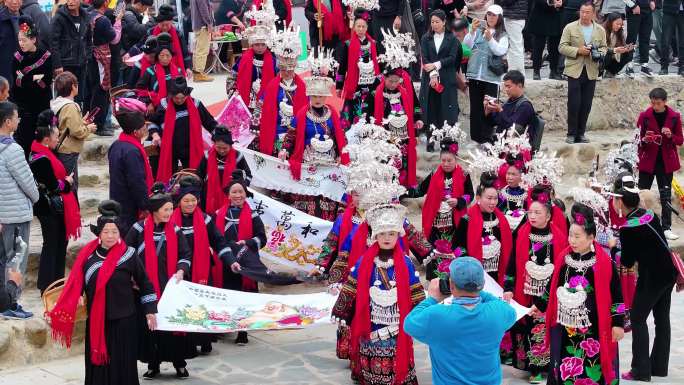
238, 147, 348, 202
247, 189, 333, 276
157, 280, 336, 333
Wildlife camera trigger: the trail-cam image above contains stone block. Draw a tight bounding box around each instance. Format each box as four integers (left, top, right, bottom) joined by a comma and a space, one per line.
24, 319, 48, 347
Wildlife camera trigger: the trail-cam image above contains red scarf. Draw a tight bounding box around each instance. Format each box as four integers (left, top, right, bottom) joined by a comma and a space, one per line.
342, 33, 379, 100
513, 222, 568, 306
422, 165, 466, 239
348, 221, 369, 273
608, 198, 626, 229
283, 0, 293, 23
117, 132, 153, 191
47, 239, 127, 365
313, 0, 345, 41
373, 81, 417, 187
205, 147, 236, 214
552, 205, 568, 235
171, 208, 212, 285
289, 105, 350, 180
30, 141, 81, 240
152, 26, 186, 73
236, 49, 275, 107
546, 243, 616, 384
138, 55, 153, 76
350, 243, 413, 385
215, 202, 257, 291
144, 216, 179, 297
151, 63, 181, 106
466, 204, 512, 285
259, 74, 308, 155
156, 97, 203, 182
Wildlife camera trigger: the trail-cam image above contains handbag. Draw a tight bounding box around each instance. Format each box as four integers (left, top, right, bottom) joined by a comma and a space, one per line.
488, 54, 508, 77
42, 278, 88, 322
646, 223, 684, 292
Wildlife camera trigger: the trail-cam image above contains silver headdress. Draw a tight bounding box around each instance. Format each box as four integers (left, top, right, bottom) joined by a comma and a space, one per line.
366, 203, 407, 236
378, 29, 417, 71
602, 131, 639, 187
430, 121, 467, 146
244, 4, 279, 46
305, 48, 339, 97
271, 23, 302, 70
569, 187, 609, 226
342, 0, 379, 11
521, 150, 564, 188
487, 127, 532, 159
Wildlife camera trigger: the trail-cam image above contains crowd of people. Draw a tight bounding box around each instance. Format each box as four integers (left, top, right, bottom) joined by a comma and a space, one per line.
0, 0, 682, 384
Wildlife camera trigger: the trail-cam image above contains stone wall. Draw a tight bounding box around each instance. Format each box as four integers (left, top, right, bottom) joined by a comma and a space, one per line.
456, 76, 684, 134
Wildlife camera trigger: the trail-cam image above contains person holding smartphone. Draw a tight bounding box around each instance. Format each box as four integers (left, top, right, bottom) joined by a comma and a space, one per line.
51, 72, 97, 199
603, 13, 635, 77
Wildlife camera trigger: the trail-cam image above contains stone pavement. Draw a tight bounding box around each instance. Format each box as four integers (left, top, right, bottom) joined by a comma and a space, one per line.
1, 291, 682, 385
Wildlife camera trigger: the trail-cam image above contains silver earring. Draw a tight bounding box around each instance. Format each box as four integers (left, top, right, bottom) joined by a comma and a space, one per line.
590, 242, 595, 252
618, 208, 623, 218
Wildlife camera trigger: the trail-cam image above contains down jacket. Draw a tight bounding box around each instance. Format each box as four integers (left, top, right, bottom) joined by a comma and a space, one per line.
0, 136, 39, 224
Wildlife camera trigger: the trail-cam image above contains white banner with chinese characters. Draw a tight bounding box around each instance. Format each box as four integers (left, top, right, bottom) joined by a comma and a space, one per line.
238, 147, 348, 202
247, 189, 333, 276
157, 280, 335, 333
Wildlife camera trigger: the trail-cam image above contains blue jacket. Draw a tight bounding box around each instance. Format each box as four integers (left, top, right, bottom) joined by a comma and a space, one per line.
404, 292, 516, 385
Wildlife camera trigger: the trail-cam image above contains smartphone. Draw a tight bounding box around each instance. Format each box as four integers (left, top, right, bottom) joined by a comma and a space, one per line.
84, 107, 101, 123
439, 278, 451, 295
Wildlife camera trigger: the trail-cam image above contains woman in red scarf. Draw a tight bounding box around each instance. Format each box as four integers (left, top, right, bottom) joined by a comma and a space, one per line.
29, 110, 81, 293
151, 5, 188, 74
124, 183, 196, 379
407, 137, 474, 280
332, 202, 425, 385
259, 23, 308, 156
195, 126, 252, 214
233, 22, 276, 130
170, 174, 232, 354
454, 172, 512, 285
279, 67, 350, 221
336, 10, 380, 130
501, 187, 568, 384
136, 34, 181, 108
214, 170, 267, 345
47, 200, 158, 385
371, 34, 422, 187
541, 203, 625, 385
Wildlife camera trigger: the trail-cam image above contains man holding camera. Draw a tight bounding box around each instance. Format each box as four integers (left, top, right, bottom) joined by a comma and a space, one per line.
404, 257, 516, 385
559, 2, 607, 145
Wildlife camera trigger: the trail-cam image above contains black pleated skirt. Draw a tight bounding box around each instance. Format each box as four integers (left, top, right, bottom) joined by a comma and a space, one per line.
85, 314, 140, 385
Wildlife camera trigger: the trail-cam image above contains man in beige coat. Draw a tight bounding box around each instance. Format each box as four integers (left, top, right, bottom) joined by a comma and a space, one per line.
559, 1, 607, 144
50, 72, 96, 198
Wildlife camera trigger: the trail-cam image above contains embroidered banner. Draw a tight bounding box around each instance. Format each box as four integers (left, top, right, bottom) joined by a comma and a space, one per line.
247, 189, 333, 276
238, 147, 348, 202
157, 280, 335, 333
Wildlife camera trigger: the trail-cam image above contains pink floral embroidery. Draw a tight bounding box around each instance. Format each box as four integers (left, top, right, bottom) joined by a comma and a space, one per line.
579, 338, 600, 358
516, 346, 526, 360
438, 259, 452, 273
531, 323, 545, 335
574, 378, 598, 385
569, 275, 589, 289
532, 242, 543, 252
500, 332, 512, 352
434, 239, 452, 254
559, 356, 584, 380
531, 343, 547, 356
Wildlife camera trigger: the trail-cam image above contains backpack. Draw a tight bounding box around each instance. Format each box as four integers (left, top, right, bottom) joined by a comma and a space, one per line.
513, 96, 545, 153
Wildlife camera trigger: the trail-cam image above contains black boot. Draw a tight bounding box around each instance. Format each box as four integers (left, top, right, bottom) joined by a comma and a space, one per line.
533, 70, 541, 80
175, 367, 189, 378
235, 331, 248, 345
143, 366, 160, 380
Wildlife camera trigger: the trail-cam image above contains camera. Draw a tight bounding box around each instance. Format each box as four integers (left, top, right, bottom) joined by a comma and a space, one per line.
439, 278, 451, 295
590, 45, 604, 62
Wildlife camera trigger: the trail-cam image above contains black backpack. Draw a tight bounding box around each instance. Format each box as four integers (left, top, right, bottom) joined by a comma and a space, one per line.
513, 96, 545, 153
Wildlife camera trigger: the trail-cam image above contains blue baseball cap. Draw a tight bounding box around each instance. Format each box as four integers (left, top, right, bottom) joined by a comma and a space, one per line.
449, 257, 485, 292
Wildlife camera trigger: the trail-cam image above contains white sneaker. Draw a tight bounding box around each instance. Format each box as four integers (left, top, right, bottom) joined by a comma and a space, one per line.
664, 230, 679, 240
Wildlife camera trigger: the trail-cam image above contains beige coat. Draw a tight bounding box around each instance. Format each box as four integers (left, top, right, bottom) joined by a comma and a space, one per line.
559, 20, 607, 80
50, 97, 91, 155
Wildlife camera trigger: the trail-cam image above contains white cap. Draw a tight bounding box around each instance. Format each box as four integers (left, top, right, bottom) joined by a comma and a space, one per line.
487, 4, 504, 15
